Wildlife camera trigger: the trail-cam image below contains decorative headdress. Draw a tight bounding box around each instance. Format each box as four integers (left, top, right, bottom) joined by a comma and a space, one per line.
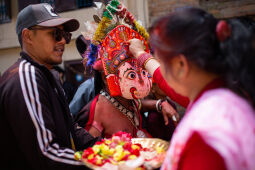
84, 0, 151, 97
101, 25, 150, 96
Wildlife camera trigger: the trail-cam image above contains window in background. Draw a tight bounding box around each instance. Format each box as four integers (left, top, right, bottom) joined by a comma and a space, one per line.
0, 0, 11, 24
18, 0, 93, 13
76, 0, 93, 8
54, 0, 76, 13
40, 0, 55, 7
18, 0, 38, 12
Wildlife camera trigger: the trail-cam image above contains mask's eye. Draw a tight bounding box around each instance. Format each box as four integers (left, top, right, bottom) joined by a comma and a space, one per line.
142, 70, 146, 76
127, 71, 136, 80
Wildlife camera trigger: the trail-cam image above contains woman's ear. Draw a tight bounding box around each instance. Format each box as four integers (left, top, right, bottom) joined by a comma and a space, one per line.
176, 54, 189, 80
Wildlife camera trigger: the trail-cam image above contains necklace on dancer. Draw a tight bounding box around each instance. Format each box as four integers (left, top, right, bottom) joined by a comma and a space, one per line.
100, 90, 146, 138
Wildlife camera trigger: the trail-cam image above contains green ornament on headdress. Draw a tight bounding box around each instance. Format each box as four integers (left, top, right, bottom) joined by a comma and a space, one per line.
103, 0, 120, 19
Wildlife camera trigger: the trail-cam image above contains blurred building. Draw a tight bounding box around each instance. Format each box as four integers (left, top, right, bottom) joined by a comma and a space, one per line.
148, 0, 255, 23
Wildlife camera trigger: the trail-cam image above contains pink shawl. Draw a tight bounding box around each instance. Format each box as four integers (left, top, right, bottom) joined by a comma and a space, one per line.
161, 88, 255, 170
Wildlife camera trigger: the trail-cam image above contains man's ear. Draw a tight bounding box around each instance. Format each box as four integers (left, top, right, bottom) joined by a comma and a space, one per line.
22, 28, 33, 45
177, 54, 189, 80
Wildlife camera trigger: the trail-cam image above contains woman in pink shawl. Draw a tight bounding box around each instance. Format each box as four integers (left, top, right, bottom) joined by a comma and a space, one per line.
128, 7, 255, 170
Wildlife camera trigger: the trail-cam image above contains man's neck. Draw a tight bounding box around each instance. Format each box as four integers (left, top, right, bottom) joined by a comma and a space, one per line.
22, 49, 52, 70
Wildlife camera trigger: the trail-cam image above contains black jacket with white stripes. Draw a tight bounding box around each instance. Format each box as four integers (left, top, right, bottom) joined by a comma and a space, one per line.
0, 52, 98, 170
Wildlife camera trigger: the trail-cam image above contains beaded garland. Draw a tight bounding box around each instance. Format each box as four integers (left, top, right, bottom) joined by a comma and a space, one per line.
100, 90, 140, 128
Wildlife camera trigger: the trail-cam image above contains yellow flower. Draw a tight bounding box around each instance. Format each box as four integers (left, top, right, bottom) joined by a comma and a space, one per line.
115, 145, 123, 153
128, 155, 137, 160
100, 144, 108, 152
108, 148, 115, 156
156, 146, 164, 154
123, 150, 130, 157
74, 152, 82, 161
131, 144, 140, 150
95, 155, 103, 165
110, 159, 118, 165
113, 151, 124, 161
92, 145, 100, 154
105, 139, 111, 145
101, 144, 114, 156
113, 146, 125, 161
87, 154, 95, 160
118, 161, 125, 165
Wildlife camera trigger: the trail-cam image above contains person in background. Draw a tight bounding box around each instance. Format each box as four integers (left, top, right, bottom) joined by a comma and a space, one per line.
52, 65, 65, 84
129, 7, 255, 170
0, 4, 100, 170
141, 82, 180, 141
69, 34, 97, 116
52, 65, 76, 103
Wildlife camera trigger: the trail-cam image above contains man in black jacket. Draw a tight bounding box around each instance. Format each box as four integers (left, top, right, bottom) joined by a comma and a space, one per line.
0, 3, 99, 170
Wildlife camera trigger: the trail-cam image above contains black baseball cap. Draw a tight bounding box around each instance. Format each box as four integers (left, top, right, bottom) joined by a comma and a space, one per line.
16, 3, 79, 36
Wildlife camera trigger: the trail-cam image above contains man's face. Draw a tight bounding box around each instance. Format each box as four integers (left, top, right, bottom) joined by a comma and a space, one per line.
118, 60, 152, 99
27, 25, 69, 68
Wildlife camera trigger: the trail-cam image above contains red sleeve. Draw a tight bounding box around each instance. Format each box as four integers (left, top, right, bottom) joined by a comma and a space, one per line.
153, 67, 189, 108
178, 132, 227, 170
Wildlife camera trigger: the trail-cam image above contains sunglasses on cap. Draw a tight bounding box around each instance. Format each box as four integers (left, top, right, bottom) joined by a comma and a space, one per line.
28, 27, 72, 44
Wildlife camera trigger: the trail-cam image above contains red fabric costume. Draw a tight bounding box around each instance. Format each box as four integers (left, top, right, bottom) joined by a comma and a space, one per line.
153, 67, 189, 108
177, 132, 226, 170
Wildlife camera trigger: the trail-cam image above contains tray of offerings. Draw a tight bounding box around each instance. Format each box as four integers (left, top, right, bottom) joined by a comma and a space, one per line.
74, 132, 169, 170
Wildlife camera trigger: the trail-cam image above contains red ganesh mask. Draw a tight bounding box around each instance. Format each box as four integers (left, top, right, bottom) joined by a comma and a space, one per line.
100, 25, 152, 99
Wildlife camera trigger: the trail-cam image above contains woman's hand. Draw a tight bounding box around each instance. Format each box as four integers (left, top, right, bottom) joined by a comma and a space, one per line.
128, 38, 146, 59
161, 101, 180, 126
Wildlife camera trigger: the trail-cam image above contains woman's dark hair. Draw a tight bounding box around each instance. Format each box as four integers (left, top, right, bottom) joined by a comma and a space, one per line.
150, 7, 255, 107
223, 19, 255, 106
